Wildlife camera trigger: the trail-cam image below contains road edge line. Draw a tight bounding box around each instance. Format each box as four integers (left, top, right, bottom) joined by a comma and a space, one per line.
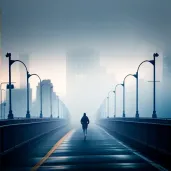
31, 129, 74, 171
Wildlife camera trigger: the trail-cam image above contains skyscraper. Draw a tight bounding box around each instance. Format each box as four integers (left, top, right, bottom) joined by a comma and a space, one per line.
5, 88, 32, 118
65, 47, 115, 118
161, 51, 171, 117
33, 79, 59, 117
66, 48, 100, 97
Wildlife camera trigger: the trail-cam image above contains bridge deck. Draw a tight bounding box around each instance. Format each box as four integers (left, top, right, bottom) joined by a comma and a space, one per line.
3, 125, 163, 171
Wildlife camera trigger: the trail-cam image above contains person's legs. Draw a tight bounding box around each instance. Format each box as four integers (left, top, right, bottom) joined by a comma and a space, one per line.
82, 125, 84, 132
82, 125, 85, 135
85, 124, 88, 135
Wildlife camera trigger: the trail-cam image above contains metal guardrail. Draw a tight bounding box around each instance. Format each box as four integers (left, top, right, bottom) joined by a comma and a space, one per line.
0, 119, 69, 155
97, 118, 171, 157
103, 117, 171, 125
0, 118, 62, 126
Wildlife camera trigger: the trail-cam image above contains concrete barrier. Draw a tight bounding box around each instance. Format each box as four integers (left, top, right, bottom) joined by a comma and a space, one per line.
97, 119, 171, 156
0, 119, 68, 155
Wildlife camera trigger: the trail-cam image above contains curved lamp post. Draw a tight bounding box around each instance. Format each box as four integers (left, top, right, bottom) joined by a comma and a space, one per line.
135, 53, 159, 118
6, 53, 30, 119
107, 90, 115, 118
28, 74, 42, 118
122, 74, 137, 117
113, 83, 124, 118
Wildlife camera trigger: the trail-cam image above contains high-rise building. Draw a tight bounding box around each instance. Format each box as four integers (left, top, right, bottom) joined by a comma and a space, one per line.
161, 51, 171, 117
5, 88, 32, 118
65, 48, 116, 118
32, 79, 59, 117
19, 54, 30, 88
66, 48, 100, 97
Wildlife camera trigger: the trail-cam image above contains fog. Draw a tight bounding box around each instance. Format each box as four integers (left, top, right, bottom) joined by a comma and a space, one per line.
0, 0, 171, 122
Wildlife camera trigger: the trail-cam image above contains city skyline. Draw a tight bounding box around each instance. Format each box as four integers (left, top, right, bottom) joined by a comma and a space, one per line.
0, 0, 171, 118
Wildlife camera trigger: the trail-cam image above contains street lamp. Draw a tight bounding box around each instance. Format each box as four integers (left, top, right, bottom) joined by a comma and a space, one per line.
122, 74, 137, 117
135, 53, 159, 118
107, 90, 115, 118
113, 83, 124, 118
6, 52, 30, 119
152, 53, 159, 118
50, 86, 53, 118
28, 74, 42, 118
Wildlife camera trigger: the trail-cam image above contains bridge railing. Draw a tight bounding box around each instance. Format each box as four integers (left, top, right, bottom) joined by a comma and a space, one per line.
0, 117, 61, 126
97, 118, 171, 157
104, 117, 171, 124
0, 119, 69, 155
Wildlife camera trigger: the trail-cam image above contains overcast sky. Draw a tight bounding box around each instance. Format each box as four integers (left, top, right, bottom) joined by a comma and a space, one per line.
0, 0, 170, 119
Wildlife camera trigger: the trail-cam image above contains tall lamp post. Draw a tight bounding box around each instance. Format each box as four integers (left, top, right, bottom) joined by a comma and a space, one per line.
113, 83, 124, 118
152, 53, 159, 118
135, 53, 159, 118
107, 90, 115, 118
122, 74, 137, 117
50, 86, 53, 118
28, 74, 42, 118
6, 53, 30, 119
135, 60, 151, 118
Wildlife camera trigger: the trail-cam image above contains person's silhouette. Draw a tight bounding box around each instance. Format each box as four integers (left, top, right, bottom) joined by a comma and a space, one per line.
80, 113, 89, 135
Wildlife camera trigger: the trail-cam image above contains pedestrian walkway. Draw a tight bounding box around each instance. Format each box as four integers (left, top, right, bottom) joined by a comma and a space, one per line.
11, 125, 165, 170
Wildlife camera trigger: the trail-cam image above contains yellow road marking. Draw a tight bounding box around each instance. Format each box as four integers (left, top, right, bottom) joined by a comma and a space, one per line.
31, 129, 74, 171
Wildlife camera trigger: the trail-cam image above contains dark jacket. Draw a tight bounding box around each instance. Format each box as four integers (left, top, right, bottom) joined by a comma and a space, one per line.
81, 116, 89, 125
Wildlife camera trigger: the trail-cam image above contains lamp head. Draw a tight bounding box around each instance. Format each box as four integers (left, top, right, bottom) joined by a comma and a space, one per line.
6, 53, 11, 58
149, 60, 155, 66
153, 53, 159, 58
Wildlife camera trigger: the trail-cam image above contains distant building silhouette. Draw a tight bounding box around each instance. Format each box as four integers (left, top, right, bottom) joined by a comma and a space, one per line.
32, 79, 59, 118
5, 87, 32, 118
161, 52, 171, 117
66, 47, 116, 117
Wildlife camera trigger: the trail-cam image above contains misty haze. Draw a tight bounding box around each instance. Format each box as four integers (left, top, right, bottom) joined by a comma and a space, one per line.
0, 0, 171, 171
